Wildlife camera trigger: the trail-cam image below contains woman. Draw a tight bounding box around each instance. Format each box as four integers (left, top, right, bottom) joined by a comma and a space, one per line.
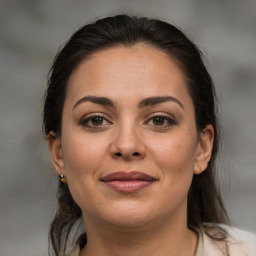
43, 15, 256, 256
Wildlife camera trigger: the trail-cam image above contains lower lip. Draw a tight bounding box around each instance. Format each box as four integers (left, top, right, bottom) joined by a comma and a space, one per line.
104, 180, 154, 193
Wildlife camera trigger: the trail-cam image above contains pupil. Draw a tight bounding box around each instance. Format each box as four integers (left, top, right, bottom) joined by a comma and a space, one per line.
92, 117, 103, 126
153, 117, 164, 125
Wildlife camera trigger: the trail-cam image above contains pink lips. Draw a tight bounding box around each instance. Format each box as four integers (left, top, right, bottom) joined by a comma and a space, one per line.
101, 171, 157, 193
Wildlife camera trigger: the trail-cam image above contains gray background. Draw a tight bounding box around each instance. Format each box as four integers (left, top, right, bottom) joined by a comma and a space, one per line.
0, 0, 256, 255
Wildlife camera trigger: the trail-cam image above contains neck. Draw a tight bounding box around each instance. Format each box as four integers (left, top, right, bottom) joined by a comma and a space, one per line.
80, 213, 198, 256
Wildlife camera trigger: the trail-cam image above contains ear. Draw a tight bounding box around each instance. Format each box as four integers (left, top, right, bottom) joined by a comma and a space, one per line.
194, 124, 214, 175
48, 131, 65, 176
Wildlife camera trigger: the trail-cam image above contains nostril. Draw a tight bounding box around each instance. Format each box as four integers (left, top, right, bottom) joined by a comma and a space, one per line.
114, 152, 140, 157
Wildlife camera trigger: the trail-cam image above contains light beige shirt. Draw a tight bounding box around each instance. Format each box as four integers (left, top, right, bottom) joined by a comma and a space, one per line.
203, 226, 256, 256
66, 226, 256, 256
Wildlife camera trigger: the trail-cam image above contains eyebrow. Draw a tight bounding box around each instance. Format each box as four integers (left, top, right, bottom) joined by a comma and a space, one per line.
73, 96, 115, 110
73, 95, 184, 110
138, 96, 184, 109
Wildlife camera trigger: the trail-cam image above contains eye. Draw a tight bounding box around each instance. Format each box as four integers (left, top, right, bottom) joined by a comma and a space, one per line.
146, 115, 177, 127
152, 116, 166, 126
80, 114, 112, 128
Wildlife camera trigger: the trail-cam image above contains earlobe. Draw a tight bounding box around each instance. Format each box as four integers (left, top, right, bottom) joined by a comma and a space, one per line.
194, 124, 214, 175
48, 131, 65, 175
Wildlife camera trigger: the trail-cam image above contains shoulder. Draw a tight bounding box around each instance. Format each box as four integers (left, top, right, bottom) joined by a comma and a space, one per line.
225, 226, 256, 255
202, 224, 256, 256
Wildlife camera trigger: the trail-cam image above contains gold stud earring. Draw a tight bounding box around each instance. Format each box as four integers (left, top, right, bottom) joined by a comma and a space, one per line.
60, 174, 67, 184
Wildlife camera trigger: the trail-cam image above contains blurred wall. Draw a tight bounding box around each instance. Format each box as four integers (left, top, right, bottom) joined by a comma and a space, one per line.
0, 0, 256, 255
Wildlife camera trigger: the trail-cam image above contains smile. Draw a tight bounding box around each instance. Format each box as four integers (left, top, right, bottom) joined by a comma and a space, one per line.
101, 171, 157, 193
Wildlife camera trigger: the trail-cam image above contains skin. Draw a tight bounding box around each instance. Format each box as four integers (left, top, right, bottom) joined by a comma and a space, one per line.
49, 45, 214, 256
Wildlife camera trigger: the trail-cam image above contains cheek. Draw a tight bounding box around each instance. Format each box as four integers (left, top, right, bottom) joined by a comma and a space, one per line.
149, 131, 197, 178
60, 134, 109, 209
61, 133, 108, 178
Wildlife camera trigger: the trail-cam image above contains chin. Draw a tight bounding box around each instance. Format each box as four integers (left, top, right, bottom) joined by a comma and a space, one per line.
85, 200, 157, 230
104, 213, 155, 230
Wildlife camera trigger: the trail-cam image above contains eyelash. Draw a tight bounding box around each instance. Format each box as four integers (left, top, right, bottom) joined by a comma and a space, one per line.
80, 113, 177, 129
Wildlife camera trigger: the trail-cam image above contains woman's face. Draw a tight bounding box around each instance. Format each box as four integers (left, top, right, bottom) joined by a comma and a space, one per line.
49, 45, 213, 230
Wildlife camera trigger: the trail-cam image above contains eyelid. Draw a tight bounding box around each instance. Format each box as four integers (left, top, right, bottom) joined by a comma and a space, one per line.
145, 112, 175, 121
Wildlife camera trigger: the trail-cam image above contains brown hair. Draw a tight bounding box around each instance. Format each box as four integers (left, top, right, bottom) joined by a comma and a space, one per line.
43, 14, 229, 256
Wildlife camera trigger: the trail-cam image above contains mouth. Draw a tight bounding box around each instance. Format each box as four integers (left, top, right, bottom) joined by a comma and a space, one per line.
100, 171, 157, 193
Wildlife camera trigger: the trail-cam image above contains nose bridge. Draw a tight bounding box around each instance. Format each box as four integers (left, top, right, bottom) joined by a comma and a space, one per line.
110, 116, 145, 159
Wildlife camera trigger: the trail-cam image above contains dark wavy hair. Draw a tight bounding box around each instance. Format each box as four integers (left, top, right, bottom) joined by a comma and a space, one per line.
43, 14, 229, 256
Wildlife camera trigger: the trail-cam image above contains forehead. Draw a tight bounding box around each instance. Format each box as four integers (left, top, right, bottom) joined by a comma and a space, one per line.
66, 45, 192, 108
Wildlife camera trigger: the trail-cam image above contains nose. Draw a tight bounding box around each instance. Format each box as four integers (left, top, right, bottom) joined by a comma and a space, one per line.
110, 123, 146, 161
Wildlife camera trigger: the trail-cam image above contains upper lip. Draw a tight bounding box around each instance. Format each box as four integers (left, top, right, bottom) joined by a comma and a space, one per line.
101, 171, 157, 182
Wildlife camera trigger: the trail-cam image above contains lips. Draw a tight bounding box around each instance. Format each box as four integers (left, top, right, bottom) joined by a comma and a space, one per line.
101, 171, 157, 193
